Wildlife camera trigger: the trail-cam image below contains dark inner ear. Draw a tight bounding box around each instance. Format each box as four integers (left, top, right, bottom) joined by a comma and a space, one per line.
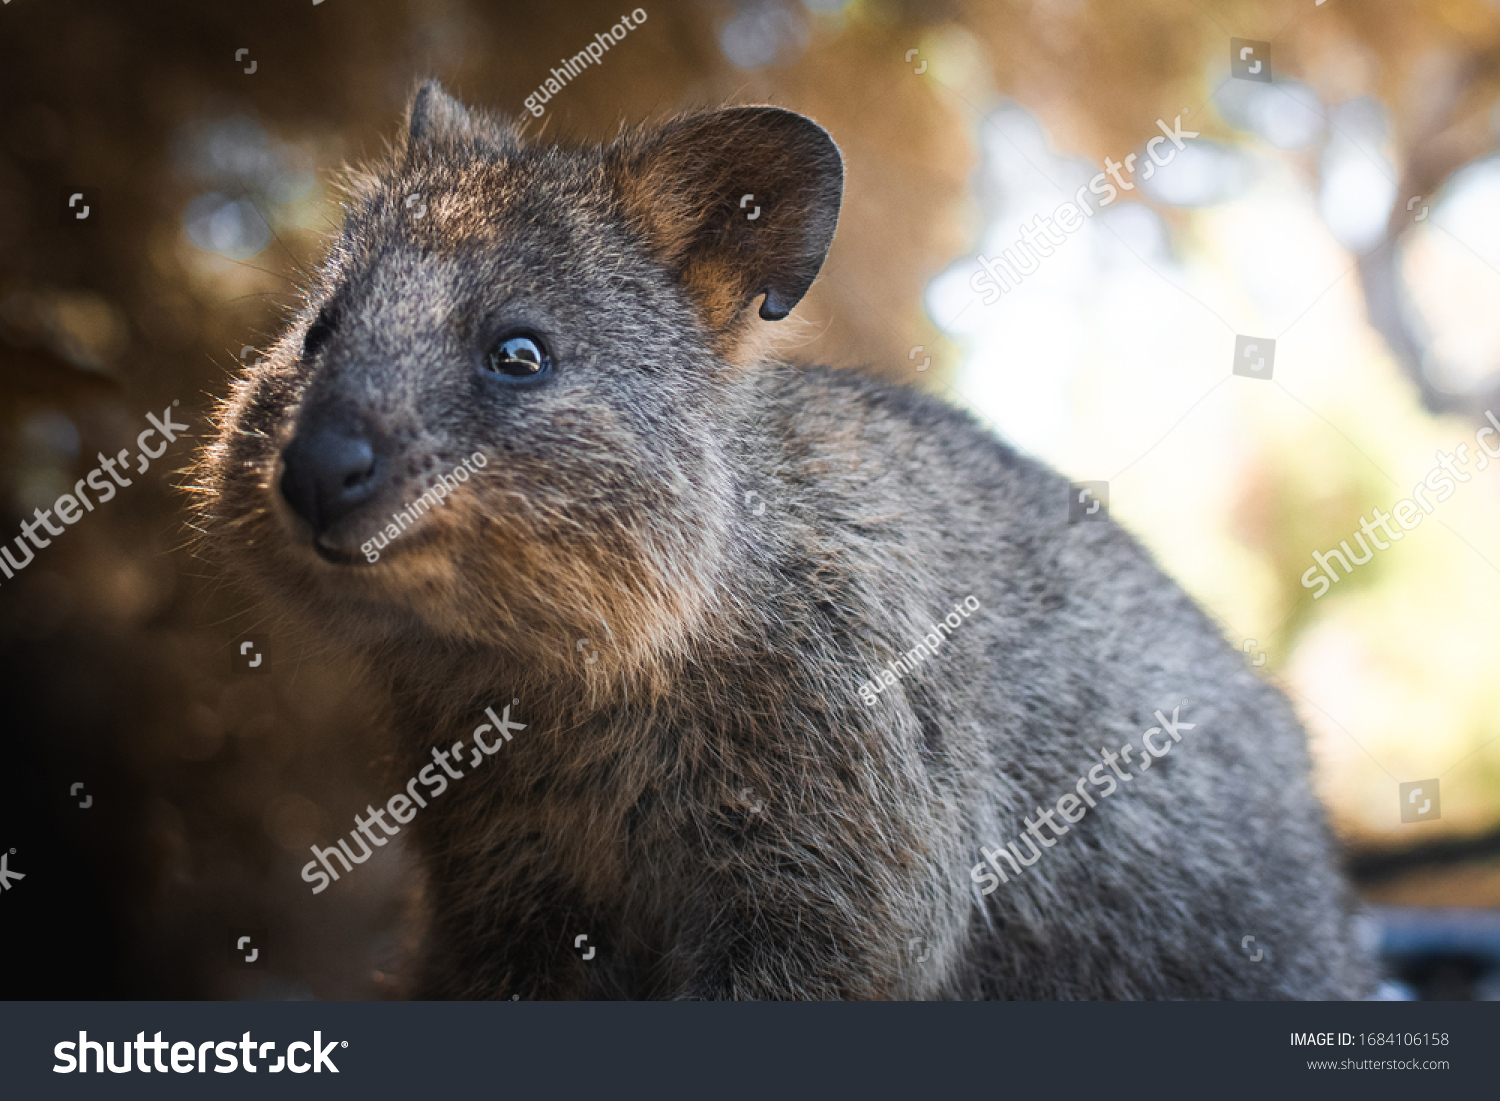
612, 107, 843, 334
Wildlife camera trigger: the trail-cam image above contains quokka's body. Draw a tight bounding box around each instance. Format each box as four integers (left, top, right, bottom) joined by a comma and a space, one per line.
201, 82, 1374, 999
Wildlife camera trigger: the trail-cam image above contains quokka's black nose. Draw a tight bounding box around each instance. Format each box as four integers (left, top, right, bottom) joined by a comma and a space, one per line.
279, 410, 387, 536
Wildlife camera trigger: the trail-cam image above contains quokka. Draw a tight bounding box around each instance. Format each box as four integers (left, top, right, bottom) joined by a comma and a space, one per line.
201, 81, 1375, 999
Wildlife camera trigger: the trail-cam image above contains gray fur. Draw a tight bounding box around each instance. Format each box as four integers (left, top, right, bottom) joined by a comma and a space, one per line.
199, 81, 1374, 1000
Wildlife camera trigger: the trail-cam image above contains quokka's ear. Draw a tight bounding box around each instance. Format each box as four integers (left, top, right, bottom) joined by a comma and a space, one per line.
405, 80, 494, 151
611, 106, 843, 336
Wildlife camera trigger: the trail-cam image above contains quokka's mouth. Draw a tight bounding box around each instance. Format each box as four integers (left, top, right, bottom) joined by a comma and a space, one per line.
307, 517, 446, 569
312, 537, 374, 567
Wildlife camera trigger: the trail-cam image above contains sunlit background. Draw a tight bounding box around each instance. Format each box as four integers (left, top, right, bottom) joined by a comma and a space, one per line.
3, 0, 1498, 999
926, 54, 1500, 853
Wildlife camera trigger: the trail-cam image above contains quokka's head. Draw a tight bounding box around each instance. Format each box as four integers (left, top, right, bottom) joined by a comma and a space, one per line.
199, 81, 842, 672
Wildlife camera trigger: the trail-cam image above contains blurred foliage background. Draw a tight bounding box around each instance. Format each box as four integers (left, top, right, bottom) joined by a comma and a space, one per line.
2, 0, 1498, 998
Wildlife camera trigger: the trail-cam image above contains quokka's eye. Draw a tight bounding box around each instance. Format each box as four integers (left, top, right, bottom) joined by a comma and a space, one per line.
483, 333, 552, 381
302, 306, 336, 360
